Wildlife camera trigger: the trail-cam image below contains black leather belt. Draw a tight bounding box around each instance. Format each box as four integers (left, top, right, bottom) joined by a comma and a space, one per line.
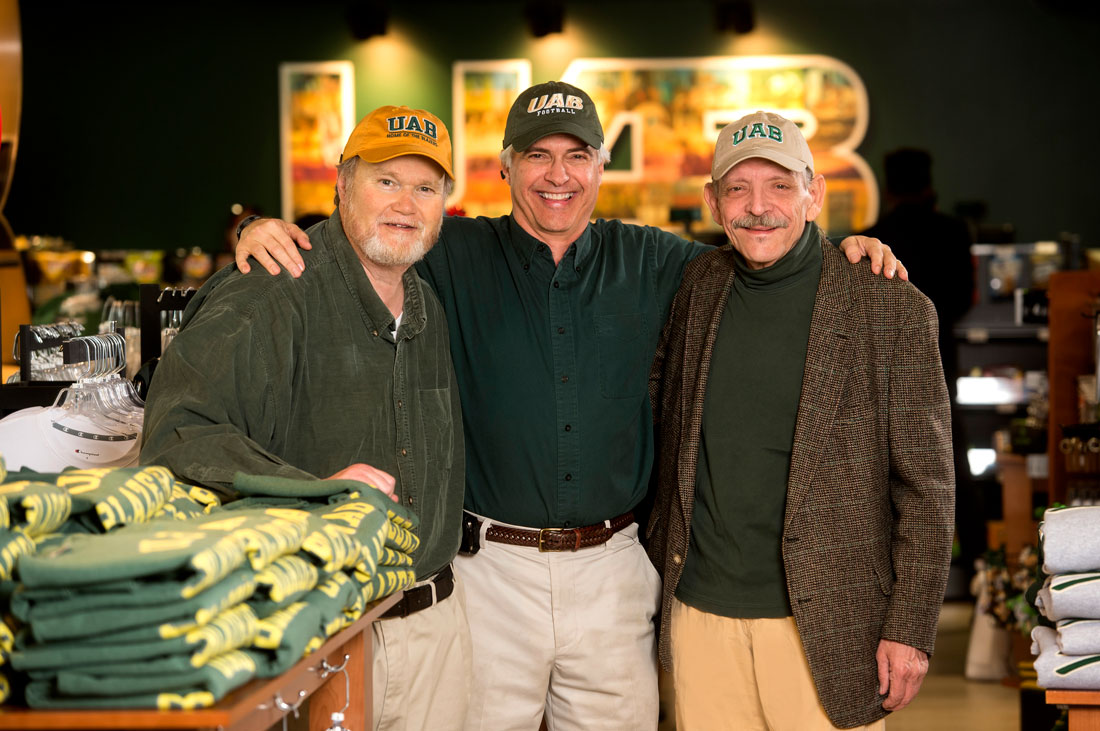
380, 564, 454, 619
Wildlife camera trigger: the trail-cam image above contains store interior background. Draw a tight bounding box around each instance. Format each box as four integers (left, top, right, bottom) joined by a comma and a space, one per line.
4, 1, 1100, 729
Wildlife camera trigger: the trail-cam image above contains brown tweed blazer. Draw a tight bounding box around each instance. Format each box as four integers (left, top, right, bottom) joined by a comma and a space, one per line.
646, 235, 955, 729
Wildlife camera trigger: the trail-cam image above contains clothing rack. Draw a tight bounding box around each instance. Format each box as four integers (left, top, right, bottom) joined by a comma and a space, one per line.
0, 323, 83, 417
16, 323, 81, 382
139, 283, 196, 366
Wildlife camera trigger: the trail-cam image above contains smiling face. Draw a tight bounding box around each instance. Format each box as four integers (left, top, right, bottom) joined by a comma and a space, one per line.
504, 133, 604, 250
338, 155, 447, 270
704, 157, 825, 270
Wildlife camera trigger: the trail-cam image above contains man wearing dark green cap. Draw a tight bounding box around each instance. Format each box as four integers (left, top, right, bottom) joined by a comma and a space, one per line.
236, 81, 902, 730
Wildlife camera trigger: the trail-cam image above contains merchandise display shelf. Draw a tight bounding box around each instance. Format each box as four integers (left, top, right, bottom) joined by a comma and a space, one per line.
0, 591, 401, 731
1047, 689, 1100, 730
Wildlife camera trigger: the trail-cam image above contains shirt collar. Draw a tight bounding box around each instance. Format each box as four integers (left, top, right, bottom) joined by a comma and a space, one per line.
505, 214, 593, 269
323, 208, 427, 340
728, 221, 822, 291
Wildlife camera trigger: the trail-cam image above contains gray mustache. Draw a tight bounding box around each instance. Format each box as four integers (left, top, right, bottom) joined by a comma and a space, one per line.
731, 215, 788, 229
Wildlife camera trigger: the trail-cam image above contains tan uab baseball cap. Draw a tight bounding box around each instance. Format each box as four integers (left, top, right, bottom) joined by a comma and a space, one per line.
341, 105, 453, 179
711, 111, 814, 181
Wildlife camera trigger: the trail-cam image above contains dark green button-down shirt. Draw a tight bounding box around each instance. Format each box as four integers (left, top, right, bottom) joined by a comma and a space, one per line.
417, 215, 705, 528
141, 210, 464, 578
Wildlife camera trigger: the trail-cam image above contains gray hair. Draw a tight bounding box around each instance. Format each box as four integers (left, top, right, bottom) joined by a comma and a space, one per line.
499, 143, 612, 173
334, 155, 454, 206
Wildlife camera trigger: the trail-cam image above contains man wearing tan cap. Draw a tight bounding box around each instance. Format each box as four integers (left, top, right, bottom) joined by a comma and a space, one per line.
647, 111, 954, 730
142, 105, 471, 730
235, 87, 904, 730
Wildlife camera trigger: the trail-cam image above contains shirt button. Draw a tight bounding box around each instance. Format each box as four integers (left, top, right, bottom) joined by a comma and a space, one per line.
401, 448, 408, 456
557, 327, 565, 335
523, 263, 530, 271
372, 329, 379, 337
397, 400, 403, 408
564, 424, 571, 432
575, 267, 580, 273
673, 554, 682, 565
561, 375, 568, 383
407, 496, 414, 505
564, 473, 572, 481
553, 281, 560, 288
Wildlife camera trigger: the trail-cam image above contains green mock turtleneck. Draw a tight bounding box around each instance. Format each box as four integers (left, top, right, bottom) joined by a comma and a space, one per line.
676, 222, 823, 618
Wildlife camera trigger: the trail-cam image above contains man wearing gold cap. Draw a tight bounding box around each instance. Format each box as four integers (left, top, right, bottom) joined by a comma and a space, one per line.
647, 111, 953, 730
142, 106, 471, 730
236, 86, 904, 730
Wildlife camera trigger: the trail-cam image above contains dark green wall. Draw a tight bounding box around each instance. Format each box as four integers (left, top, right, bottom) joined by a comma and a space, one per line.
7, 0, 1098, 251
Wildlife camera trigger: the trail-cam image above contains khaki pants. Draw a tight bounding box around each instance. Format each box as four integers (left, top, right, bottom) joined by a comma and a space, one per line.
372, 570, 473, 731
455, 519, 661, 731
670, 598, 886, 731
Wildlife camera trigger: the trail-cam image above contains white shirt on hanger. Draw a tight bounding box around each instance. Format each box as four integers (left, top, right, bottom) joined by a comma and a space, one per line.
0, 406, 140, 472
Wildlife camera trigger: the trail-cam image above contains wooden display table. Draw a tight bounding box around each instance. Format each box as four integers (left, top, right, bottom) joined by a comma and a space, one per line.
0, 591, 401, 731
1047, 689, 1100, 730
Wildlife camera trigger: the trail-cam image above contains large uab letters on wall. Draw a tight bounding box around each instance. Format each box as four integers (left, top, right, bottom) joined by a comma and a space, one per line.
451, 55, 876, 236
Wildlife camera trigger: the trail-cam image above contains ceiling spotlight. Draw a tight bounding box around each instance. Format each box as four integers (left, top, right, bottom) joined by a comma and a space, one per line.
525, 2, 564, 37
715, 0, 755, 34
347, 1, 390, 40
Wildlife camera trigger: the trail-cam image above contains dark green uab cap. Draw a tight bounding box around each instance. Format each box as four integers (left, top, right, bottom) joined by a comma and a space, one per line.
502, 80, 604, 152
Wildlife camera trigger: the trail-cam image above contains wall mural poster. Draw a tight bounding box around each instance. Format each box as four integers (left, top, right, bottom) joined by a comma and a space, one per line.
279, 61, 356, 223
451, 56, 875, 236
450, 60, 532, 217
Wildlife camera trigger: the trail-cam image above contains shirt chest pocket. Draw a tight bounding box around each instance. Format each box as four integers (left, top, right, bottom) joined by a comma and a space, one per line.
417, 387, 454, 478
594, 312, 649, 399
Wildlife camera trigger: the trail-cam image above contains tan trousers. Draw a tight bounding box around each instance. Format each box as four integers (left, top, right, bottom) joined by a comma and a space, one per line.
670, 598, 886, 731
372, 569, 473, 731
455, 518, 662, 731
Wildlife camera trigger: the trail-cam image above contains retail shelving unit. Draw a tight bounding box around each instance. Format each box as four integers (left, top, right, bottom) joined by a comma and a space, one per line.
0, 592, 400, 731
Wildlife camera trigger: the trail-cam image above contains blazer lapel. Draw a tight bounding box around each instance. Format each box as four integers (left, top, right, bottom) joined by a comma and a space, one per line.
785, 243, 855, 530
678, 249, 737, 524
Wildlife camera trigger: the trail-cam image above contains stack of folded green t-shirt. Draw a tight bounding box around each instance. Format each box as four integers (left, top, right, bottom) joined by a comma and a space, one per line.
0, 466, 422, 707
228, 474, 421, 675
8, 508, 311, 708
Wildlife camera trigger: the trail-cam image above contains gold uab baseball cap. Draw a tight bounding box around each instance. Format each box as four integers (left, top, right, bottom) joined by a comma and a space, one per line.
711, 110, 814, 181
341, 105, 454, 179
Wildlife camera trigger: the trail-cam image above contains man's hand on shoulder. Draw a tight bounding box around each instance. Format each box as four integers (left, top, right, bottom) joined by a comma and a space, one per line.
876, 638, 929, 712
236, 217, 312, 278
837, 235, 909, 281
325, 463, 398, 503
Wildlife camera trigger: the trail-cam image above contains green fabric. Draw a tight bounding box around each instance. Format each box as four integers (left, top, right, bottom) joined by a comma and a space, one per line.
303, 571, 362, 640
176, 508, 309, 571
0, 528, 34, 581
677, 223, 822, 619
23, 568, 256, 643
16, 520, 248, 597
0, 481, 71, 536
140, 209, 465, 579
306, 496, 417, 577
10, 603, 258, 671
350, 564, 416, 604
50, 649, 256, 699
299, 513, 362, 576
417, 215, 705, 527
52, 466, 175, 531
379, 545, 413, 568
250, 601, 323, 677
247, 554, 319, 617
25, 649, 255, 708
152, 483, 218, 521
